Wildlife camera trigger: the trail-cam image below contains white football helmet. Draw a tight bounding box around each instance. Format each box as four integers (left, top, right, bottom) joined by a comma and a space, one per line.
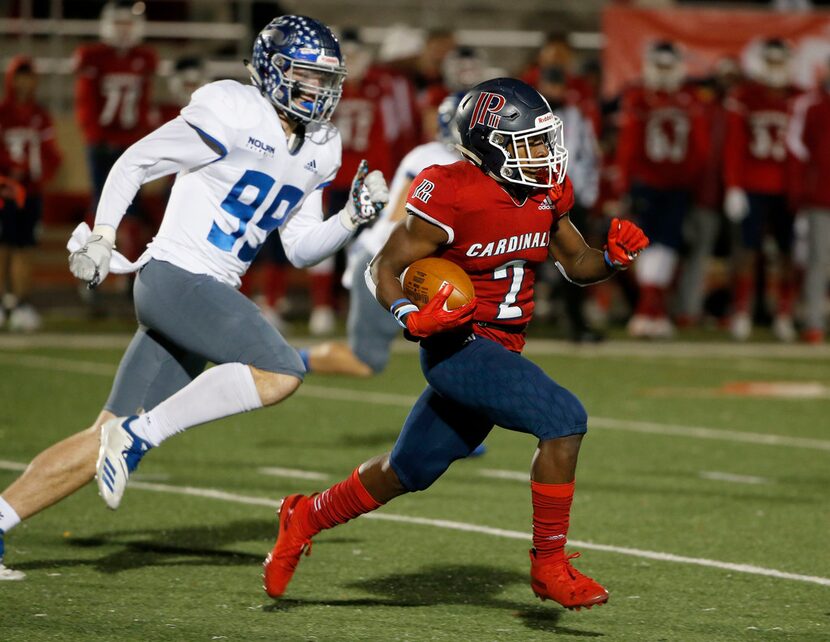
643, 41, 685, 92
100, 1, 145, 48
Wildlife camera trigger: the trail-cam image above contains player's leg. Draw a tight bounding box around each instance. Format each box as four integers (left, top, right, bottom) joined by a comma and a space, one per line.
96, 260, 305, 507
0, 325, 206, 578
7, 193, 42, 331
307, 256, 337, 336
730, 192, 764, 340
421, 335, 607, 609
262, 383, 493, 597
676, 205, 720, 326
802, 208, 830, 343
769, 198, 797, 342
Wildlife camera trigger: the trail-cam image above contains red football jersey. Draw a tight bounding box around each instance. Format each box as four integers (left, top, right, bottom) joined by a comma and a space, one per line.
789, 89, 830, 209
406, 161, 575, 352
723, 80, 800, 195
74, 43, 158, 147
616, 84, 707, 192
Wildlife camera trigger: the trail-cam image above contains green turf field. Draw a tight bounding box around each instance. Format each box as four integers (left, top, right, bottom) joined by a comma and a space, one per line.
1, 336, 828, 641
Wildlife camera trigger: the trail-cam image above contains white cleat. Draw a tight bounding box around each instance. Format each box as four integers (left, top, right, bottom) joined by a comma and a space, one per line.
0, 562, 25, 581
772, 315, 796, 343
309, 305, 336, 336
627, 314, 653, 339
95, 416, 152, 510
730, 313, 752, 342
8, 304, 42, 333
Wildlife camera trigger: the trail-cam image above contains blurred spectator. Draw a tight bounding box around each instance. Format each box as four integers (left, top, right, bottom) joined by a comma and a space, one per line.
74, 0, 158, 262
675, 57, 742, 327
150, 57, 208, 127
0, 56, 62, 331
537, 65, 603, 341
421, 45, 490, 141
616, 41, 707, 339
787, 57, 830, 344
522, 34, 601, 136
723, 38, 801, 341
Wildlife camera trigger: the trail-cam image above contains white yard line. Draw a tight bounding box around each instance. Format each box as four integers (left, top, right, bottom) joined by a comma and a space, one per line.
479, 469, 529, 482
1, 352, 828, 452
1, 459, 826, 585
257, 466, 329, 481
699, 471, 770, 485
1, 334, 828, 360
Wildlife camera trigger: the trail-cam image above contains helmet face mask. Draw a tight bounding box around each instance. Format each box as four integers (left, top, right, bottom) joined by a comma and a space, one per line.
643, 41, 684, 92
249, 15, 347, 124
489, 120, 568, 188
457, 78, 568, 190
100, 1, 145, 48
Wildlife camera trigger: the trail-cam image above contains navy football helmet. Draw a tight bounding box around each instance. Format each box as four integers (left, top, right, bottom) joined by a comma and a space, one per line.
457, 78, 567, 189
437, 91, 464, 149
247, 15, 346, 124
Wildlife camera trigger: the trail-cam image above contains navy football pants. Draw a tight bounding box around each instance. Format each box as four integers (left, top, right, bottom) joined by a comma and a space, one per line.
389, 334, 588, 492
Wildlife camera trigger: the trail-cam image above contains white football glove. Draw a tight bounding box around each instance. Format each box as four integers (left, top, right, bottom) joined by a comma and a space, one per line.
339, 160, 389, 231
68, 224, 116, 288
724, 187, 750, 223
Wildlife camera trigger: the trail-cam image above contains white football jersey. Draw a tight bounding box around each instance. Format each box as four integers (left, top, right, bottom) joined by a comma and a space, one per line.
144, 80, 341, 286
349, 140, 459, 275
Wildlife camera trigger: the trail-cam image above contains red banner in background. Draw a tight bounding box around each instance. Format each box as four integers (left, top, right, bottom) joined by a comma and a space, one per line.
601, 6, 830, 98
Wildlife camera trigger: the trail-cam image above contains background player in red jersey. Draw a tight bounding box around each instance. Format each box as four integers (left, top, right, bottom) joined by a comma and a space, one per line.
0, 56, 62, 331
263, 78, 648, 610
723, 38, 800, 342
616, 41, 707, 339
74, 0, 157, 261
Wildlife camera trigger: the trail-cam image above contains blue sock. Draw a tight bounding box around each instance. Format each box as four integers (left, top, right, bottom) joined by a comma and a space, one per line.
298, 348, 312, 373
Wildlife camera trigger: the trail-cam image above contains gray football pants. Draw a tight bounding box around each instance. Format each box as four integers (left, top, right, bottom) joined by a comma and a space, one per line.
105, 259, 305, 417
802, 208, 830, 331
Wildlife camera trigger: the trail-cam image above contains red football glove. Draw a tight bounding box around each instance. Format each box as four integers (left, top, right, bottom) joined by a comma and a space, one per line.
404, 282, 477, 339
604, 217, 649, 270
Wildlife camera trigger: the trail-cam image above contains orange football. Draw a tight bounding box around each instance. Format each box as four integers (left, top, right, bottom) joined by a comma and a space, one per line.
402, 257, 475, 310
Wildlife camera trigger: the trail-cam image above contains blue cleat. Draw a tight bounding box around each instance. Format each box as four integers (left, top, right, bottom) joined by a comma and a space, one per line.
95, 415, 152, 510
469, 443, 487, 458
0, 529, 25, 581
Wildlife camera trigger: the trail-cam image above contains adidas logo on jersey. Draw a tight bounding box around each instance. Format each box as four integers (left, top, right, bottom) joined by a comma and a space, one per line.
538, 197, 555, 210
304, 159, 317, 172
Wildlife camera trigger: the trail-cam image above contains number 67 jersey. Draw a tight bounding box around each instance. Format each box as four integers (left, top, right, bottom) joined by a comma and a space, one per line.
406, 160, 575, 352
146, 80, 341, 287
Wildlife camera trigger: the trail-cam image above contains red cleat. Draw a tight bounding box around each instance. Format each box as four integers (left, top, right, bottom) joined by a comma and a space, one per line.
263, 494, 314, 598
530, 549, 609, 610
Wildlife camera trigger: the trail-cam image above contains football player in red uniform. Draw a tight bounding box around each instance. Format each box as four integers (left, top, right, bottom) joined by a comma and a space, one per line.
787, 57, 830, 344
263, 78, 649, 610
616, 41, 707, 339
723, 38, 801, 341
0, 56, 62, 331
74, 0, 157, 260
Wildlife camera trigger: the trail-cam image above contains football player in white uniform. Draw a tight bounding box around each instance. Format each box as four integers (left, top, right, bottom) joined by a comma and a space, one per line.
0, 15, 389, 580
302, 93, 464, 377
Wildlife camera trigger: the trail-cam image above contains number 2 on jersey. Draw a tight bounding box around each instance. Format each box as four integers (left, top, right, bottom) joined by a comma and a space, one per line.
207, 169, 303, 262
494, 259, 526, 320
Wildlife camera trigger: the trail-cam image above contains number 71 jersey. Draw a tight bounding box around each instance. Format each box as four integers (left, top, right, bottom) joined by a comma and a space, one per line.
406, 160, 574, 352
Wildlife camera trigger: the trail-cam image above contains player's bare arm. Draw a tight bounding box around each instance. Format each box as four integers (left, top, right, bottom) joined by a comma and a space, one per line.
369, 213, 447, 309
548, 214, 613, 285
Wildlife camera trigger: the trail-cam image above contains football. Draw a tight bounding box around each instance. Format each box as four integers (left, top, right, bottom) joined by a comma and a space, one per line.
401, 257, 475, 310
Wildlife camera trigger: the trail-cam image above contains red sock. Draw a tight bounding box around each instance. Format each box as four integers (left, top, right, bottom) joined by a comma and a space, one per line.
264, 264, 288, 308
776, 278, 795, 317
531, 480, 575, 562
733, 274, 754, 314
302, 468, 382, 535
635, 285, 662, 317
310, 271, 335, 308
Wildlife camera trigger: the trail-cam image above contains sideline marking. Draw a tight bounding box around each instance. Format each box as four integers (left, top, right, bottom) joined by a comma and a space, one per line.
258, 466, 329, 481
1, 353, 829, 452
699, 471, 770, 485
0, 460, 826, 586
